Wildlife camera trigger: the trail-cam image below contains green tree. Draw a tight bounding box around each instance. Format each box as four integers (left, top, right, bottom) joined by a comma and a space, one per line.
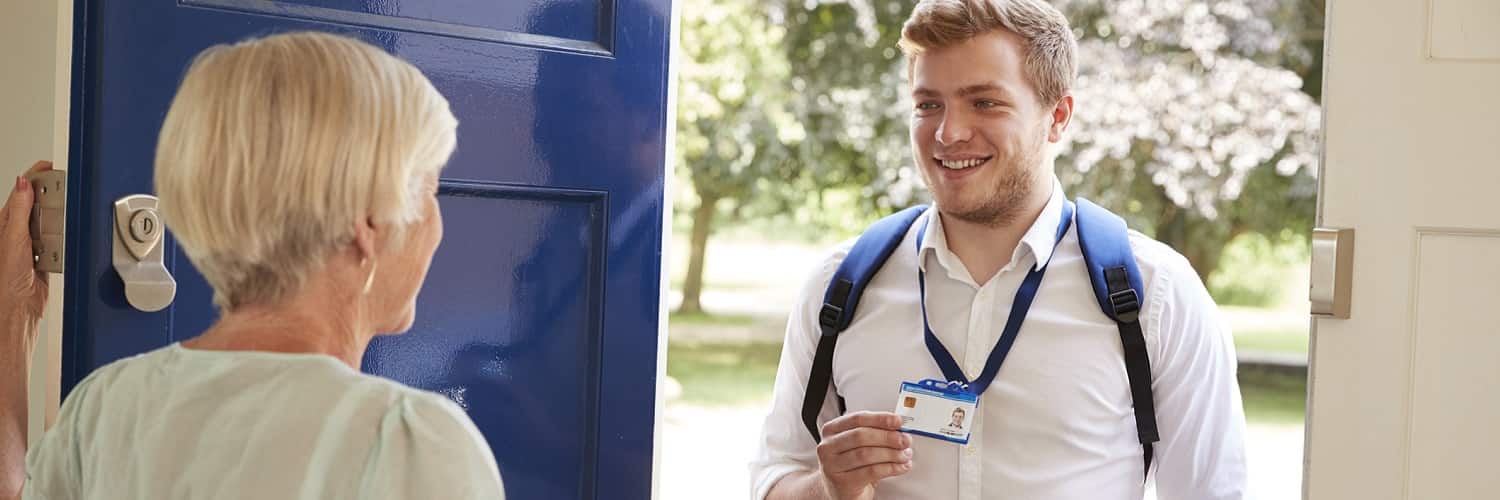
778, 0, 922, 213
1054, 0, 1324, 281
675, 0, 802, 314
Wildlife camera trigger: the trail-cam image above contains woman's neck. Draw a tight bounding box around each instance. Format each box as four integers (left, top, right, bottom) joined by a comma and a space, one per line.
181, 281, 372, 369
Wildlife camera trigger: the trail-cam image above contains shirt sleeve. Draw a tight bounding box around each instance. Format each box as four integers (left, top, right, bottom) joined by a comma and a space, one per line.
21, 371, 102, 500
358, 392, 506, 500
1146, 252, 1249, 499
748, 246, 848, 500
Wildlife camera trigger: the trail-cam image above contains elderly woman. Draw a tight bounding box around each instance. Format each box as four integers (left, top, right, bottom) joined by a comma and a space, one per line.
0, 32, 504, 499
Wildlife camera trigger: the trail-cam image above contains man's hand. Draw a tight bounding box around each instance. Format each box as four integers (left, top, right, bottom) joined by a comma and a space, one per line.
1, 161, 50, 337
814, 411, 914, 500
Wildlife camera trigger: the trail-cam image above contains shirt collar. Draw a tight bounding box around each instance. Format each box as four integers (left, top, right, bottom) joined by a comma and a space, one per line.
918, 178, 1067, 277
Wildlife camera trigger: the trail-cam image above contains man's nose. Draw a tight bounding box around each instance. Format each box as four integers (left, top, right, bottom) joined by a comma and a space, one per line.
935, 111, 973, 146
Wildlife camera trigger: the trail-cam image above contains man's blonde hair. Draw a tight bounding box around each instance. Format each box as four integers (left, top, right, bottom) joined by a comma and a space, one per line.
899, 0, 1077, 105
154, 32, 458, 310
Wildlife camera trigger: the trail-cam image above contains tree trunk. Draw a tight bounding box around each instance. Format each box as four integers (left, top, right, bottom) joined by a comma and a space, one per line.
1181, 222, 1250, 284
677, 193, 719, 315
1154, 209, 1232, 284
1183, 242, 1223, 285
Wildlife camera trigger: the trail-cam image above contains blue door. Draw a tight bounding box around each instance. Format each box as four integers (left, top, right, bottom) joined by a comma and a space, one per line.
61, 1, 672, 498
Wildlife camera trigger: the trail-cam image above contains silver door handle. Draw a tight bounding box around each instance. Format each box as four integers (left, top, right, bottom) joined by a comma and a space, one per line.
113, 195, 175, 312
1310, 227, 1354, 319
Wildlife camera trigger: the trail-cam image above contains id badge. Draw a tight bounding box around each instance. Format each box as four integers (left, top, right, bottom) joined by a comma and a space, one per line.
894, 379, 978, 445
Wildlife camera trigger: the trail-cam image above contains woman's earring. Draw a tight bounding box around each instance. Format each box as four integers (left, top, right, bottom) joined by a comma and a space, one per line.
363, 261, 377, 295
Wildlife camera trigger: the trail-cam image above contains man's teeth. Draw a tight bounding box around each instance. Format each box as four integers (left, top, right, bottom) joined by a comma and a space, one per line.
941, 158, 986, 170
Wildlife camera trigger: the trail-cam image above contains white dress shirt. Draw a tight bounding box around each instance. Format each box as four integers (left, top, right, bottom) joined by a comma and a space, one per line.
751, 180, 1247, 500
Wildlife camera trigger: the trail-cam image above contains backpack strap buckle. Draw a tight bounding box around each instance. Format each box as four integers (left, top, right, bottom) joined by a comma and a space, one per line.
817, 303, 844, 336
1103, 266, 1141, 323
1109, 288, 1140, 323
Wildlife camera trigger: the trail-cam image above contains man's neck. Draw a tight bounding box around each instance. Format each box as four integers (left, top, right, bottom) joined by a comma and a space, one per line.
940, 178, 1054, 286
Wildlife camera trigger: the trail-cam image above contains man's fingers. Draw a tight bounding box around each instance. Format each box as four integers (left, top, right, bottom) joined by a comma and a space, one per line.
820, 426, 910, 456
815, 414, 914, 497
837, 460, 913, 485
820, 411, 904, 437
827, 445, 913, 474
26, 160, 53, 176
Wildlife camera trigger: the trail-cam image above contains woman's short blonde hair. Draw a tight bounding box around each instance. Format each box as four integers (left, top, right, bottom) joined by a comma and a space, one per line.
899, 0, 1077, 105
154, 32, 458, 310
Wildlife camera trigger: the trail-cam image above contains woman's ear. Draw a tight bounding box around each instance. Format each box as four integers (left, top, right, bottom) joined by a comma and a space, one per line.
352, 216, 378, 262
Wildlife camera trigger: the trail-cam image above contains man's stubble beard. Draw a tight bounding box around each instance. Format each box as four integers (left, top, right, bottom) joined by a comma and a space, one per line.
934, 129, 1046, 229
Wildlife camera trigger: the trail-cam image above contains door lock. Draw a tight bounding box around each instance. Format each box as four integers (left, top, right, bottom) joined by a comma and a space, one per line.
113, 195, 175, 312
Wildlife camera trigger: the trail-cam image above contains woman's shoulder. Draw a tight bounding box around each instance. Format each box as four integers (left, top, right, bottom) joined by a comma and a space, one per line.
31, 345, 502, 499
362, 383, 504, 498
59, 343, 455, 423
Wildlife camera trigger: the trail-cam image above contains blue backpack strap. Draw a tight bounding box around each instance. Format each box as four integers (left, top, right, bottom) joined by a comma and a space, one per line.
801, 205, 929, 443
1074, 198, 1159, 479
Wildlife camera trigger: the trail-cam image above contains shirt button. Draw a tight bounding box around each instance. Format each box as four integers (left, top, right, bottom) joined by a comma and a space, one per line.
966, 445, 977, 456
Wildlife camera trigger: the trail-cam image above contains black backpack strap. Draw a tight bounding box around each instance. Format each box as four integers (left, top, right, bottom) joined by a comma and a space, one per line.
801, 205, 929, 443
1075, 198, 1159, 480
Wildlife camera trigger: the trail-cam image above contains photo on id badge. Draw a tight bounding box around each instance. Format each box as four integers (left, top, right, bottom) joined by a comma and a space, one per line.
894, 380, 977, 445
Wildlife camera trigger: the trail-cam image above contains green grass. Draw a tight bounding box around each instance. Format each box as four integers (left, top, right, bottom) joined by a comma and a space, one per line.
666, 341, 782, 406
1234, 327, 1310, 356
669, 311, 758, 327
668, 277, 782, 292
1238, 368, 1308, 425
666, 340, 1308, 426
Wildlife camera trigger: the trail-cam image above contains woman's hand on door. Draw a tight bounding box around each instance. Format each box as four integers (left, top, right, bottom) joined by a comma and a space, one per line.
1, 161, 52, 347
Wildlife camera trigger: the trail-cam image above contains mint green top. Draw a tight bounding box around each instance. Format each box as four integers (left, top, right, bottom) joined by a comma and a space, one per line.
22, 343, 505, 499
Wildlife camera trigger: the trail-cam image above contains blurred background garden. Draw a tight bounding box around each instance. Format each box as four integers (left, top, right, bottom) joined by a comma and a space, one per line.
661, 1, 1324, 498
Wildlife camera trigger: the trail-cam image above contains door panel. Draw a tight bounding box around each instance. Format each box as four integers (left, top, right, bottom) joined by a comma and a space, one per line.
182, 0, 613, 53
62, 1, 671, 498
1403, 231, 1500, 500
1308, 0, 1500, 498
364, 183, 609, 498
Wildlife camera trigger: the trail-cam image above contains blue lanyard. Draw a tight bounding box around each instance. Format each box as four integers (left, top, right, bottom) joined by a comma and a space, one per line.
916, 200, 1075, 396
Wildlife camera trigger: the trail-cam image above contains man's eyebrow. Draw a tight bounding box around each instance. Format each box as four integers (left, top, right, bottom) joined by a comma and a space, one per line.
911, 83, 1014, 99
956, 83, 1010, 98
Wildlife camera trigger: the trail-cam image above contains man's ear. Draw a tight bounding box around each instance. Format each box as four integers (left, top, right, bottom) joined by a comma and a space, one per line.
1047, 94, 1074, 143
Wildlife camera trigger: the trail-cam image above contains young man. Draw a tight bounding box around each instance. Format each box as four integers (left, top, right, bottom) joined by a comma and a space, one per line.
751, 1, 1247, 499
